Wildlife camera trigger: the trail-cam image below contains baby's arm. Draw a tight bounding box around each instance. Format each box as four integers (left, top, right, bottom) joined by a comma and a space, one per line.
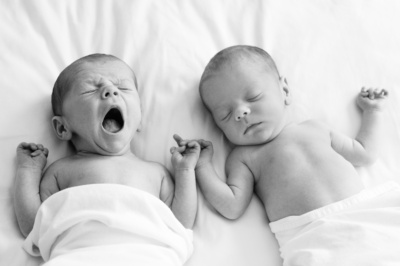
14, 142, 48, 237
331, 87, 388, 166
167, 135, 200, 229
194, 140, 254, 220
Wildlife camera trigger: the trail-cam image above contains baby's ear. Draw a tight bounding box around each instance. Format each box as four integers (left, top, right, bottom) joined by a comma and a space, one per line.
51, 116, 72, 141
280, 76, 292, 105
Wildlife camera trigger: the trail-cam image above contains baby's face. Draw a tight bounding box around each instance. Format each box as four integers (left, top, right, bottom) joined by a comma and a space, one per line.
201, 60, 289, 146
60, 59, 141, 155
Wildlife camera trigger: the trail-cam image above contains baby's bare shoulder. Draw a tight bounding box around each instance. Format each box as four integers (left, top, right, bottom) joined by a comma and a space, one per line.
298, 119, 331, 134
40, 157, 72, 201
43, 156, 72, 174
140, 159, 170, 177
228, 146, 254, 163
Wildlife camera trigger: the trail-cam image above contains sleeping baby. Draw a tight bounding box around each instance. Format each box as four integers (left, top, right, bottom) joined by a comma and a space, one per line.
175, 45, 400, 265
14, 54, 198, 265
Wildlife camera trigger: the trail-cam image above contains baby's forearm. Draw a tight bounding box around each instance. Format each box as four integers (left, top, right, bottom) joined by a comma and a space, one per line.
172, 169, 197, 229
196, 165, 242, 220
14, 167, 42, 237
355, 109, 384, 164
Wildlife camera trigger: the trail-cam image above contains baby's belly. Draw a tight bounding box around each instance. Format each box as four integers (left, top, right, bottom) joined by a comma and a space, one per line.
257, 162, 365, 222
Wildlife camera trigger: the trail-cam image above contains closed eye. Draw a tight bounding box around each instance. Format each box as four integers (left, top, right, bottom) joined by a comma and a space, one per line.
81, 89, 97, 95
221, 112, 231, 121
248, 93, 262, 102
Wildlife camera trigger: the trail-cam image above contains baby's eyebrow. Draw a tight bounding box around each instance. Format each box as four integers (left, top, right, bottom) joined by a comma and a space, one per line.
243, 86, 257, 94
118, 78, 133, 84
82, 76, 133, 87
82, 75, 102, 85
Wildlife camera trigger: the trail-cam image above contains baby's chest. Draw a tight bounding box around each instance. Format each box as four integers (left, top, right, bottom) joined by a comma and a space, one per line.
58, 160, 161, 195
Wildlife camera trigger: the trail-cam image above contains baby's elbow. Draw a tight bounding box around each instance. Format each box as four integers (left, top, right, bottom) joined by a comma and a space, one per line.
18, 221, 32, 238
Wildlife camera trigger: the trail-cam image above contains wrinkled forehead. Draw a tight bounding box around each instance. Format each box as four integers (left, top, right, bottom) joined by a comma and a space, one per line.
67, 60, 137, 90
75, 59, 133, 78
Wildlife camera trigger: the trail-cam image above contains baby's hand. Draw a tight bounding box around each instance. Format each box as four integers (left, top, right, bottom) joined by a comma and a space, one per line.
357, 87, 388, 112
177, 137, 214, 170
170, 134, 200, 171
16, 142, 49, 171
196, 139, 214, 169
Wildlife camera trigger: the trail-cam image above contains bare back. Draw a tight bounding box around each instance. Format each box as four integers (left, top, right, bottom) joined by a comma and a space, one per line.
240, 120, 364, 222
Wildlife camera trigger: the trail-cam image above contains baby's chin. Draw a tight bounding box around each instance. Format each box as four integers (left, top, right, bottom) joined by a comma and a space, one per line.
93, 141, 132, 156
225, 136, 265, 146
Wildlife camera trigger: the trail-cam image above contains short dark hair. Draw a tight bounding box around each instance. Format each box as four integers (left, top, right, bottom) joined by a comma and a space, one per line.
51, 54, 138, 116
199, 45, 280, 101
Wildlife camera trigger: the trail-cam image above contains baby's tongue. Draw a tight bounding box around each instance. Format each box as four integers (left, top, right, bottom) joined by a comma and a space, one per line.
103, 118, 121, 133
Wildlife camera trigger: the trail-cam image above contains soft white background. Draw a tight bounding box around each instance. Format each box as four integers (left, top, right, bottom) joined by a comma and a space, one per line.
1, 1, 399, 265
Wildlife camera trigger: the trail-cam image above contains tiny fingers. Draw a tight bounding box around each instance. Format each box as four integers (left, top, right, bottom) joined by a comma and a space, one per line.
29, 143, 38, 151
17, 142, 28, 151
31, 148, 49, 157
360, 87, 388, 99
170, 146, 186, 154
367, 88, 375, 99
198, 139, 212, 148
173, 134, 193, 147
179, 140, 189, 146
173, 134, 183, 144
187, 140, 201, 149
31, 150, 42, 157
17, 142, 49, 157
378, 89, 388, 97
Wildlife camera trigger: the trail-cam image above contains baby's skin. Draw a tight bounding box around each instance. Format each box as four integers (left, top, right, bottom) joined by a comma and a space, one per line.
179, 53, 388, 222
14, 56, 199, 237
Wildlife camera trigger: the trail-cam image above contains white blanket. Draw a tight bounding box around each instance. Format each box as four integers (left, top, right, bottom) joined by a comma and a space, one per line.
24, 184, 193, 266
270, 182, 400, 266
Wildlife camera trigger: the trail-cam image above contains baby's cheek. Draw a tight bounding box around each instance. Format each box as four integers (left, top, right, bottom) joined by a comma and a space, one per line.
223, 127, 241, 144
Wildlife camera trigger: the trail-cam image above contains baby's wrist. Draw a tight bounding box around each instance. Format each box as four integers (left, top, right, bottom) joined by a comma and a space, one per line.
174, 167, 195, 173
17, 165, 43, 173
363, 108, 385, 115
174, 168, 195, 179
16, 168, 42, 184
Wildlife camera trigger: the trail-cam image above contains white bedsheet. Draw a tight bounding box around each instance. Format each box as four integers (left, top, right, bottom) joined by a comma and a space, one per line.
1, 1, 400, 266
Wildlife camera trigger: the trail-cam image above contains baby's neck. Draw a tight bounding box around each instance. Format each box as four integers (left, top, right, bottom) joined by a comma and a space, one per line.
279, 108, 296, 131
75, 149, 135, 158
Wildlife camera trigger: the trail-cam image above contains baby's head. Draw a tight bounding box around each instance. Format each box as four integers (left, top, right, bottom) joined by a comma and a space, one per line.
199, 45, 291, 146
51, 54, 141, 155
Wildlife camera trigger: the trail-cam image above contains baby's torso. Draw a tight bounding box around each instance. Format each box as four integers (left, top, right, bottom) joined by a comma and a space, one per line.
49, 153, 165, 199
242, 120, 364, 222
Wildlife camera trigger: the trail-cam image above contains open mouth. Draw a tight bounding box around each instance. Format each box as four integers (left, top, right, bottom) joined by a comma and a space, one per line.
102, 108, 124, 133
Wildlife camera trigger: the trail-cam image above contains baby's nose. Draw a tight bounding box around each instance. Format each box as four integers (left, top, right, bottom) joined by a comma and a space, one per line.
235, 107, 251, 121
102, 86, 119, 99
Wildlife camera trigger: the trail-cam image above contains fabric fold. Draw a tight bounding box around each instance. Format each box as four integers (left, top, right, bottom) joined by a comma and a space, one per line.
270, 181, 400, 266
24, 184, 193, 266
